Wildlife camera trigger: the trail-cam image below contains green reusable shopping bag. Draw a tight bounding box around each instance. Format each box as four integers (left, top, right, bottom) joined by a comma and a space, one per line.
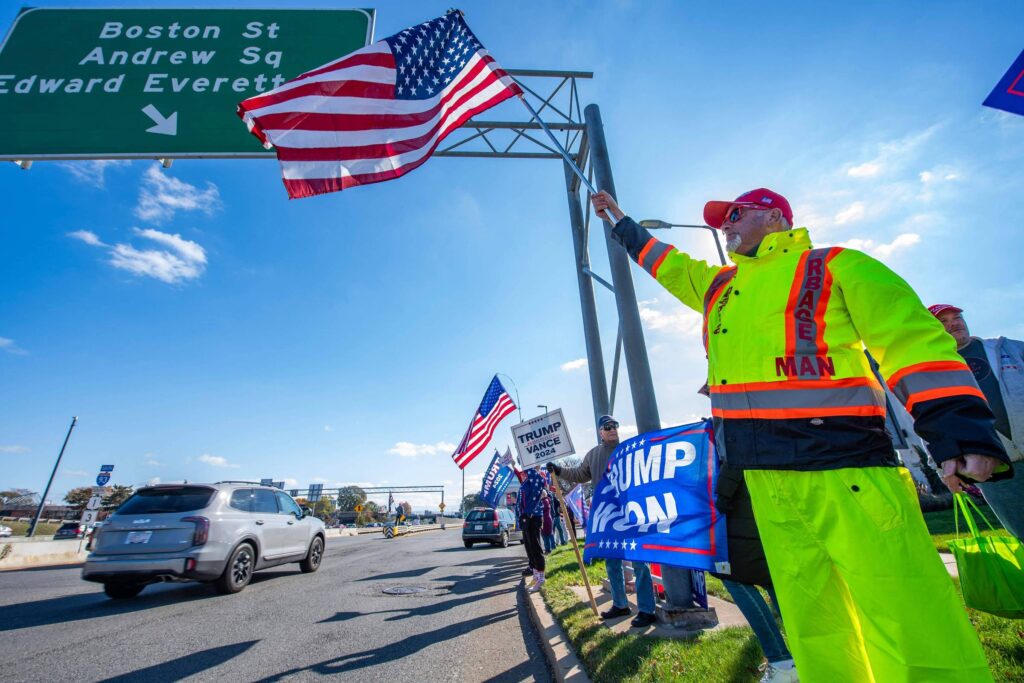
948, 492, 1024, 619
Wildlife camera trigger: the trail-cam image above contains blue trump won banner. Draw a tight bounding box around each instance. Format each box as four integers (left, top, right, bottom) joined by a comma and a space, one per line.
984, 49, 1024, 118
583, 419, 727, 572
480, 450, 514, 508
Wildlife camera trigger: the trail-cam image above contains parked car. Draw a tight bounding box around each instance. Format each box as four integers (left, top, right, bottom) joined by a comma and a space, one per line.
54, 521, 89, 539
82, 481, 326, 599
0, 524, 12, 537
462, 507, 522, 548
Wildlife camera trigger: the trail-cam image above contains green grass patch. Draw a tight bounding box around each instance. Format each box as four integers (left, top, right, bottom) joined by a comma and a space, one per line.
1, 520, 61, 537
543, 541, 1024, 682
542, 543, 765, 682
921, 503, 1007, 553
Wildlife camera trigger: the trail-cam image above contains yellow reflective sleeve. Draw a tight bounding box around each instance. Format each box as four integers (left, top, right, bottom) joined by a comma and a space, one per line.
653, 249, 721, 313
831, 249, 962, 380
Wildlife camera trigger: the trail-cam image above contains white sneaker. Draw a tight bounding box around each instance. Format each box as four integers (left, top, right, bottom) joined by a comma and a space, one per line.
759, 659, 798, 683
528, 574, 546, 593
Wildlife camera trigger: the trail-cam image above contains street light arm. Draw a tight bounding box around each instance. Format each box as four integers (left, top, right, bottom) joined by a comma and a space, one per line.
639, 220, 728, 266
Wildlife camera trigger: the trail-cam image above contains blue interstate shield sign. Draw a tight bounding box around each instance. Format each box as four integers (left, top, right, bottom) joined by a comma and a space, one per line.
96, 472, 111, 487
984, 49, 1024, 117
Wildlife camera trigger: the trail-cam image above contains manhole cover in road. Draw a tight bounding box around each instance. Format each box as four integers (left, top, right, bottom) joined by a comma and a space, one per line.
382, 585, 428, 595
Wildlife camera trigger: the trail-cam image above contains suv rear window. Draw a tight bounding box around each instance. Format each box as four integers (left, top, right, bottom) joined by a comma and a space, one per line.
116, 486, 216, 514
466, 510, 495, 522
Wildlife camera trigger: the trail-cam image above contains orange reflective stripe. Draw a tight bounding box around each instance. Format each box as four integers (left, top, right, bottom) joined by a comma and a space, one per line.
637, 237, 658, 267
650, 247, 673, 279
782, 247, 842, 379
710, 377, 880, 394
905, 386, 987, 413
887, 360, 970, 391
783, 251, 811, 358
712, 405, 887, 419
701, 267, 736, 352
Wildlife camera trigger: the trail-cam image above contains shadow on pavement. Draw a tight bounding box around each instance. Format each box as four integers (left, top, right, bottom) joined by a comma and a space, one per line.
0, 582, 219, 632
256, 609, 520, 681
356, 566, 434, 582
319, 587, 512, 625
97, 640, 259, 682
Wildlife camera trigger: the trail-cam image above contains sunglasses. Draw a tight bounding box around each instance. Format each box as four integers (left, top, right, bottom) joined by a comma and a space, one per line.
725, 204, 771, 224
601, 423, 619, 431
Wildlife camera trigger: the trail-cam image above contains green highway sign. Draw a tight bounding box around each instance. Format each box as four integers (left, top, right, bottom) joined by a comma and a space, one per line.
0, 7, 375, 159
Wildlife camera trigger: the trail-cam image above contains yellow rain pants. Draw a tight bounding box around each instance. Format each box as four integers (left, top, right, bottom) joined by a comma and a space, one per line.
744, 467, 992, 682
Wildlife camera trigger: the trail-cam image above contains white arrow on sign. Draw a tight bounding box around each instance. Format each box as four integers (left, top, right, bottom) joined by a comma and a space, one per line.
142, 104, 178, 136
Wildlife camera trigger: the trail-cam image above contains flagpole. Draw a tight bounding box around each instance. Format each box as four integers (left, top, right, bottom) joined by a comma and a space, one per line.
461, 468, 465, 518
552, 473, 599, 616
496, 372, 522, 423
517, 95, 598, 196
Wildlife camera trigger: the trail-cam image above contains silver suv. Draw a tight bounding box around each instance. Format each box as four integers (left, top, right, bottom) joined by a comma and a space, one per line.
82, 481, 326, 599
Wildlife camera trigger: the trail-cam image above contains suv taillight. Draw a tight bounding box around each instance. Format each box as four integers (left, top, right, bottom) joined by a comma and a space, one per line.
182, 516, 209, 546
492, 513, 499, 528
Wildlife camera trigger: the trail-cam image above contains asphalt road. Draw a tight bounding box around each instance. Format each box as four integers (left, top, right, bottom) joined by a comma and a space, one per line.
0, 528, 552, 682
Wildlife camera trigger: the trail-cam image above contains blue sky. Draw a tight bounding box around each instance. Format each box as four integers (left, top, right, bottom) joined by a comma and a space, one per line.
3, 1, 1024, 509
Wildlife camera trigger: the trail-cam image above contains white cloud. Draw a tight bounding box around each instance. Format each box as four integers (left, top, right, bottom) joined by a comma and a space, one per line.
0, 338, 28, 355
0, 445, 30, 453
834, 202, 866, 225
68, 230, 105, 246
144, 455, 163, 466
388, 441, 457, 457
282, 478, 298, 488
847, 162, 881, 178
839, 233, 921, 258
311, 477, 329, 483
638, 299, 702, 338
560, 358, 588, 372
108, 229, 207, 284
135, 165, 221, 224
71, 227, 207, 284
324, 425, 334, 432
146, 477, 161, 486
198, 453, 239, 468
60, 160, 131, 188
61, 470, 89, 478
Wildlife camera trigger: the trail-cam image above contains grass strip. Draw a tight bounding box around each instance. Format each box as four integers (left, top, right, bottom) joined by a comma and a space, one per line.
542, 539, 1024, 682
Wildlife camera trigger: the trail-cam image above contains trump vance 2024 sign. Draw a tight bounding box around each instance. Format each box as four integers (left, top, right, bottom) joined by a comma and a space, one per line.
0, 8, 374, 159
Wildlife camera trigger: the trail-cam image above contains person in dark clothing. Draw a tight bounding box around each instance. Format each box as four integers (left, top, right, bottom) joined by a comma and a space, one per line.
517, 467, 547, 592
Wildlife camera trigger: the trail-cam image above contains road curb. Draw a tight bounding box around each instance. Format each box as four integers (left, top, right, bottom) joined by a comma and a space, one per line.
522, 578, 591, 683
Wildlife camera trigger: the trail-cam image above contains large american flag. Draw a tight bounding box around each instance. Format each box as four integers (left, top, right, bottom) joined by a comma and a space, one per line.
452, 375, 517, 470
237, 11, 522, 199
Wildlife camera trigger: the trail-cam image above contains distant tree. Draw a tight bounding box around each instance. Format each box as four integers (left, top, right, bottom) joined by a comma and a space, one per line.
313, 497, 335, 520
64, 486, 94, 509
462, 493, 485, 512
103, 485, 134, 510
400, 501, 412, 516
336, 486, 367, 511
357, 500, 380, 526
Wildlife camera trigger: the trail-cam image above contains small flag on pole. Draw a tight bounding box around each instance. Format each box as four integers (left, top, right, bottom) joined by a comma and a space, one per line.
237, 10, 522, 199
451, 375, 516, 470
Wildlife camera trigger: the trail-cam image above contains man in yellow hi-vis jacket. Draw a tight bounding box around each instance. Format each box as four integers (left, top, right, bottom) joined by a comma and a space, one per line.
591, 187, 1010, 682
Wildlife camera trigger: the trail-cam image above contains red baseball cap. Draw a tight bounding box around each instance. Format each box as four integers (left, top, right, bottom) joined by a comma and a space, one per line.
927, 304, 963, 318
704, 188, 794, 229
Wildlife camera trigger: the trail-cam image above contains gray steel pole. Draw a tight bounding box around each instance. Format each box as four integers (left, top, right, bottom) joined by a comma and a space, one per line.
583, 105, 660, 433
564, 158, 611, 423
584, 104, 694, 610
28, 416, 78, 537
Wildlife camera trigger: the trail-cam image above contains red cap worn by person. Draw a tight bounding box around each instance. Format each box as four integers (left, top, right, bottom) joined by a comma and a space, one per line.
928, 304, 963, 318
703, 188, 794, 229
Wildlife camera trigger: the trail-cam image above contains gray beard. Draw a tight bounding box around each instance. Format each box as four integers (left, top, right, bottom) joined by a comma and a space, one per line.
726, 233, 743, 252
